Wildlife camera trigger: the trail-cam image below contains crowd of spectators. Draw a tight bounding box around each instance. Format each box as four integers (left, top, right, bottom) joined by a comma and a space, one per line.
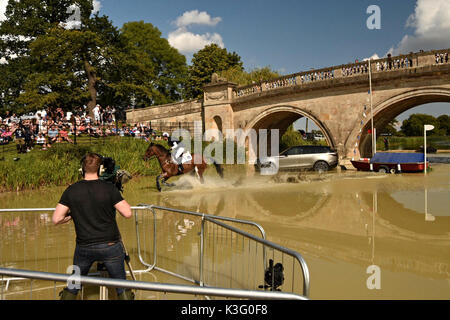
435, 52, 449, 64
342, 63, 369, 76
0, 104, 160, 154
236, 51, 448, 98
300, 70, 334, 83
235, 71, 336, 97
376, 56, 413, 72
236, 76, 299, 97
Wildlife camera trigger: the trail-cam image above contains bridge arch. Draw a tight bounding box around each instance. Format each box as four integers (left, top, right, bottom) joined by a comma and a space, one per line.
358, 88, 450, 157
244, 105, 336, 150
212, 115, 223, 132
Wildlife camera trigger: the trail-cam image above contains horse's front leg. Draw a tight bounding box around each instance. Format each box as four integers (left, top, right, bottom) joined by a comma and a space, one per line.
161, 172, 176, 187
156, 175, 162, 192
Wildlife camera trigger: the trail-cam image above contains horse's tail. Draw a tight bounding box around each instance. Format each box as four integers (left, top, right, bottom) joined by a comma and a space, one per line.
210, 159, 224, 179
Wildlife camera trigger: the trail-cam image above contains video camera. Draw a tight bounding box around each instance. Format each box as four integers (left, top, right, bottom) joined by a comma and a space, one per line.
80, 154, 132, 193
100, 157, 133, 193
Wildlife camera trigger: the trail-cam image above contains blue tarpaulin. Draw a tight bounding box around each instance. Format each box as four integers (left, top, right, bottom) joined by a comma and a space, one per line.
370, 152, 424, 164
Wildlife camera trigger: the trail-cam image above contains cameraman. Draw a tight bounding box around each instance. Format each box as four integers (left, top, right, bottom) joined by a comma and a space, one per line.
52, 153, 134, 300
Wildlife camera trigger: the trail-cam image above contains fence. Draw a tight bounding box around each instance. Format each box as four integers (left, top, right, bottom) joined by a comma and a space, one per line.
1, 134, 122, 158
0, 268, 307, 300
0, 206, 310, 300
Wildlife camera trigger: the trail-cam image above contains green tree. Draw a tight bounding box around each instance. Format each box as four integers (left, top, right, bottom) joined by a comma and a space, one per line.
218, 66, 281, 86
400, 114, 441, 136
0, 0, 93, 57
186, 44, 243, 99
108, 21, 187, 108
16, 25, 111, 113
280, 125, 304, 151
379, 118, 399, 136
437, 115, 450, 136
0, 0, 96, 113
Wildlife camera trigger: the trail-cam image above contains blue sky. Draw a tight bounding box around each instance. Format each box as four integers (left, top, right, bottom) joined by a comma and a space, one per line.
96, 0, 449, 123
1, 0, 448, 122
101, 0, 417, 72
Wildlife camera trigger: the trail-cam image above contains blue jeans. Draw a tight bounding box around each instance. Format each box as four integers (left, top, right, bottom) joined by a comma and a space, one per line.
67, 242, 126, 295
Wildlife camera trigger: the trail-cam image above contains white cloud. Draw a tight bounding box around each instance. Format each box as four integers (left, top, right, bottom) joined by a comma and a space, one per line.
93, 0, 102, 15
169, 10, 224, 54
168, 27, 224, 54
391, 0, 450, 54
0, 0, 8, 22
363, 53, 380, 61
174, 10, 221, 28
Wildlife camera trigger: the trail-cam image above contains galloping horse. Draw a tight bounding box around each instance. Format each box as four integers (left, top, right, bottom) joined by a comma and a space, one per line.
143, 142, 224, 192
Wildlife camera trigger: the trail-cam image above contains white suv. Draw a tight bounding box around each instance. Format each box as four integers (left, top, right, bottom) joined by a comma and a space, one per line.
256, 145, 338, 174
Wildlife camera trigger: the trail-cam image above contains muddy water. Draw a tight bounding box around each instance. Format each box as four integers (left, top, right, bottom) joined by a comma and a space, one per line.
1, 164, 449, 300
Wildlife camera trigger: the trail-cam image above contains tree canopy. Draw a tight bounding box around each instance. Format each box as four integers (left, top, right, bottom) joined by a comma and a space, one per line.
186, 44, 243, 99
0, 1, 188, 115
0, 1, 290, 117
109, 21, 187, 108
218, 66, 281, 87
400, 113, 448, 136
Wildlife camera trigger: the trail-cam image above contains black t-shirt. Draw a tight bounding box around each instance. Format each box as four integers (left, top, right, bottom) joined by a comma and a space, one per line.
15, 128, 24, 138
59, 180, 124, 246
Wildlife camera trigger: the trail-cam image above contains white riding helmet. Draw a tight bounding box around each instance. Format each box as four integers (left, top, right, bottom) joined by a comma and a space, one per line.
162, 132, 169, 137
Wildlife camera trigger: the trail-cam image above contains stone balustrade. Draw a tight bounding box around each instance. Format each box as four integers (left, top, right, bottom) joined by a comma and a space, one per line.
234, 48, 450, 99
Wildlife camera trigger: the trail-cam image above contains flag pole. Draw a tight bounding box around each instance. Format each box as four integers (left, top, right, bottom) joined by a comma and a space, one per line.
424, 124, 435, 175
369, 58, 375, 157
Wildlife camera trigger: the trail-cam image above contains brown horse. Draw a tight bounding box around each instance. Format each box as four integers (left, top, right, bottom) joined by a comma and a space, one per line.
143, 142, 224, 191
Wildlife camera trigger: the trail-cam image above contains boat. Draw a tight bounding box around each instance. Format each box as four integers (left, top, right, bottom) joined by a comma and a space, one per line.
351, 152, 429, 173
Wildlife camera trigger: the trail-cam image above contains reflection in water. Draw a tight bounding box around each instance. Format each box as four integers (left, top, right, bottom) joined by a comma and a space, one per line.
1, 164, 449, 299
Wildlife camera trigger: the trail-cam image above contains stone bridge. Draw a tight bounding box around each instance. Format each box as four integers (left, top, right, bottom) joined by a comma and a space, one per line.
127, 48, 450, 164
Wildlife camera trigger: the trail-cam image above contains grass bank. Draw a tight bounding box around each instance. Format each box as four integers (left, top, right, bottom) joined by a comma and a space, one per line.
0, 137, 162, 192
0, 136, 243, 192
376, 135, 450, 151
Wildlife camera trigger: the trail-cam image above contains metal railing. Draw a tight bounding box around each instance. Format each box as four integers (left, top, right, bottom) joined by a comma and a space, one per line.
234, 48, 450, 98
134, 204, 266, 275
134, 204, 309, 298
1, 206, 310, 299
201, 217, 310, 297
0, 268, 307, 300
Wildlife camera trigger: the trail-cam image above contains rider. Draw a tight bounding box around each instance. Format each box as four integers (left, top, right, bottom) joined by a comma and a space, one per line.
163, 132, 185, 174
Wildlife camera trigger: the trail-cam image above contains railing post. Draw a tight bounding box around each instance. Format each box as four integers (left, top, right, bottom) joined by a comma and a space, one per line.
199, 214, 205, 287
